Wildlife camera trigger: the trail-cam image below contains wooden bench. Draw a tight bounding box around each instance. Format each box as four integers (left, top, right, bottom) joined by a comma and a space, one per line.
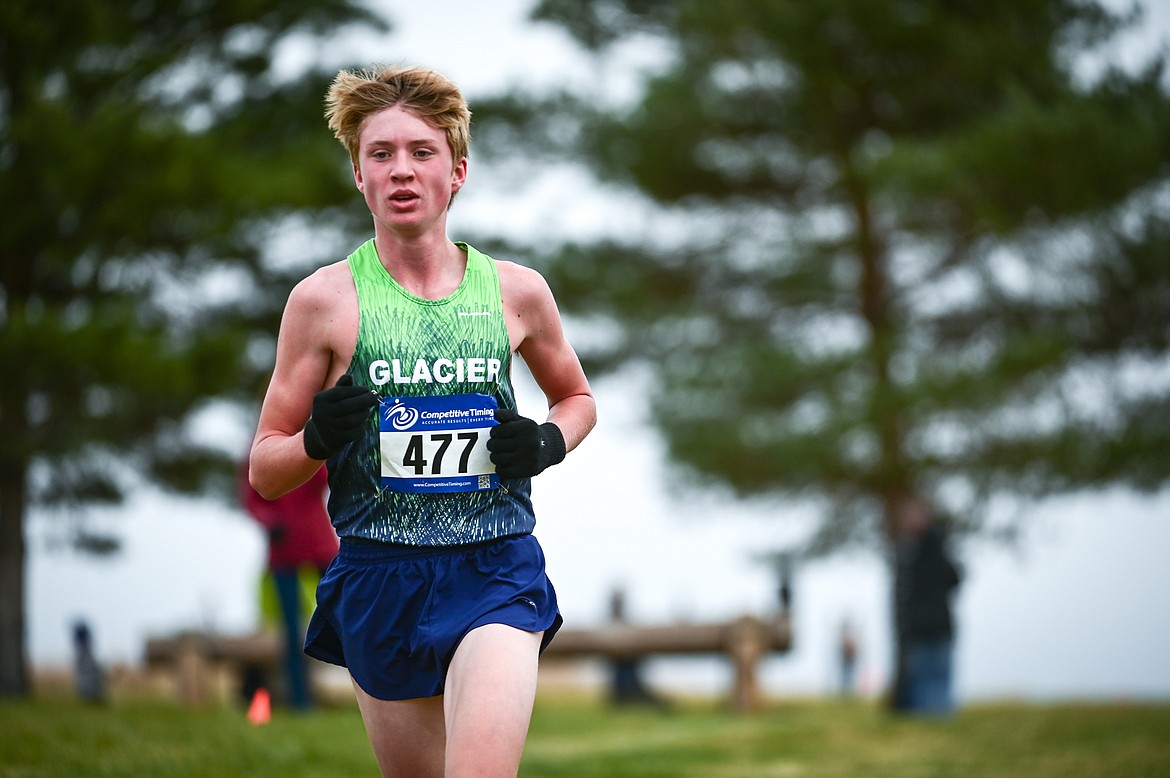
143, 631, 281, 706
542, 613, 792, 711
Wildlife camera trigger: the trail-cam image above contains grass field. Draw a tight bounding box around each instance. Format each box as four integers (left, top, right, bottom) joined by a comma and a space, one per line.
2, 693, 1168, 777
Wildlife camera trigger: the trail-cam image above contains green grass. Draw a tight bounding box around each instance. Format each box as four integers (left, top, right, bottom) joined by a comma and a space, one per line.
2, 695, 1168, 777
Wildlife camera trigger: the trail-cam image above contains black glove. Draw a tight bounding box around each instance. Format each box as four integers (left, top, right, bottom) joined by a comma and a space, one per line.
303, 374, 378, 460
487, 408, 566, 479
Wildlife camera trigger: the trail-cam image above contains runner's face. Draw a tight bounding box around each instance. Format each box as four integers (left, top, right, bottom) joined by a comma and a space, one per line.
353, 106, 467, 237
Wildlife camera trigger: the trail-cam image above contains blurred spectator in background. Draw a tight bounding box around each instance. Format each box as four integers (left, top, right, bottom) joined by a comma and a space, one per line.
893, 497, 961, 715
72, 620, 106, 704
838, 617, 859, 697
239, 461, 338, 710
607, 587, 667, 708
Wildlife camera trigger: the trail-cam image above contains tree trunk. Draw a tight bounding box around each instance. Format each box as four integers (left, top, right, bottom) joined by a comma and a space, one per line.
0, 461, 29, 697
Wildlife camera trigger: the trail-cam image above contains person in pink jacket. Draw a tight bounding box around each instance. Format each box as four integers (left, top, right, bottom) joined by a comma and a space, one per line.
240, 462, 338, 709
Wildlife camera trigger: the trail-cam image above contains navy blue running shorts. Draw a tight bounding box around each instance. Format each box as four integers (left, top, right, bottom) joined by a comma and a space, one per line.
304, 533, 562, 701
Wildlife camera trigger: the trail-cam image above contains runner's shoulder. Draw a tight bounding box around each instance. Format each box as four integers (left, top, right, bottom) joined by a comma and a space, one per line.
286, 259, 353, 312
495, 259, 553, 307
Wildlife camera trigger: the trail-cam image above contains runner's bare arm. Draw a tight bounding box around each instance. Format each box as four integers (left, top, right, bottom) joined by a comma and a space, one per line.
499, 262, 596, 452
249, 264, 357, 498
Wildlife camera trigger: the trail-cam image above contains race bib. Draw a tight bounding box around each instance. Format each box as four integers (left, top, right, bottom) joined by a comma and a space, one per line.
379, 393, 499, 493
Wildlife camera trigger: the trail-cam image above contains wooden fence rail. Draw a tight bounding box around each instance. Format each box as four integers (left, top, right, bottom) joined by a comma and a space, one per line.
144, 612, 791, 711
543, 613, 792, 711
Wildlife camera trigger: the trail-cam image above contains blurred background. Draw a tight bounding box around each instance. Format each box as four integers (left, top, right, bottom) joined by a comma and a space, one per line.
5, 0, 1169, 705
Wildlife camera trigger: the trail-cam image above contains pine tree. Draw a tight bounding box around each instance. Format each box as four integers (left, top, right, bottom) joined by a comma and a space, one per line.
483, 0, 1170, 551
0, 0, 384, 697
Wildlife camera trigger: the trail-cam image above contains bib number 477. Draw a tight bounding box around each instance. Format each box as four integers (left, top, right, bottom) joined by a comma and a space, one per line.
378, 393, 499, 493
401, 431, 480, 475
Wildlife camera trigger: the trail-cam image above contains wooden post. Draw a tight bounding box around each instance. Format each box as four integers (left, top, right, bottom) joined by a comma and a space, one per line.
175, 635, 211, 706
727, 616, 768, 712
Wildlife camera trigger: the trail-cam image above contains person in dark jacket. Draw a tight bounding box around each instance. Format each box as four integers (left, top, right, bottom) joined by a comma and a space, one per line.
892, 497, 961, 714
72, 621, 106, 704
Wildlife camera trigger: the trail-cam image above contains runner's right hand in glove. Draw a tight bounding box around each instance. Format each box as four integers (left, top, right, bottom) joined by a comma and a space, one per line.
302, 374, 378, 460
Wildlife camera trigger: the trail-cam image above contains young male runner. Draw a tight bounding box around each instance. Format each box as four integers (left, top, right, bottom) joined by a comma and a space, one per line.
249, 65, 595, 778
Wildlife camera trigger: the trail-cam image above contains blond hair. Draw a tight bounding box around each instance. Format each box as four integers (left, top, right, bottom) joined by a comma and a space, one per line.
325, 65, 471, 165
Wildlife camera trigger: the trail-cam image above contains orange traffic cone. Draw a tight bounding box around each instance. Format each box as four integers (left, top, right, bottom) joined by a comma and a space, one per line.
247, 687, 271, 726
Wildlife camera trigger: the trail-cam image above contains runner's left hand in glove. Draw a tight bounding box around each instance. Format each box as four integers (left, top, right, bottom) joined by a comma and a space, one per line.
488, 408, 566, 479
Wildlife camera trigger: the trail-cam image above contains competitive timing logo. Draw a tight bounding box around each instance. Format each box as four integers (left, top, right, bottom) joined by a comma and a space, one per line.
383, 399, 420, 431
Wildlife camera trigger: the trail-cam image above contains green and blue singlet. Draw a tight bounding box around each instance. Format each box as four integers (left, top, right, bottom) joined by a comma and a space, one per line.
323, 240, 535, 545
